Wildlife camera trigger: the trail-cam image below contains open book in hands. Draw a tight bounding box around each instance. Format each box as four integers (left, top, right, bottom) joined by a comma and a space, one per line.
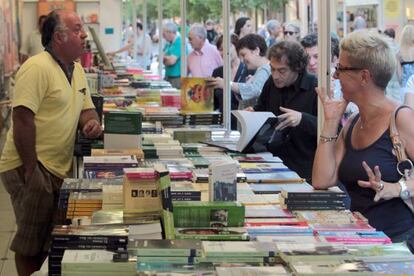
232, 110, 279, 153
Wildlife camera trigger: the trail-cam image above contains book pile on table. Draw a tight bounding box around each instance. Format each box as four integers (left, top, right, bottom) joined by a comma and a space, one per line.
160, 89, 181, 108
173, 201, 247, 241
277, 242, 414, 275
181, 111, 222, 126
279, 186, 347, 211
295, 210, 375, 233
135, 88, 162, 105
215, 266, 289, 275
122, 167, 161, 212
192, 168, 246, 183
49, 225, 129, 276
170, 181, 202, 201
200, 241, 279, 265
90, 148, 144, 160
58, 179, 118, 223
143, 107, 183, 127
102, 183, 123, 210
58, 179, 104, 210
141, 121, 163, 134
66, 191, 102, 219
83, 155, 139, 179
129, 240, 203, 266
141, 141, 184, 159
316, 230, 392, 245
129, 240, 287, 274
244, 217, 313, 239
172, 128, 212, 143
61, 250, 135, 276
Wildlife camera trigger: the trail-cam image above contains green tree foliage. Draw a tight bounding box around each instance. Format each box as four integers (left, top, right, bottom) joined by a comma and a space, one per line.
141, 0, 288, 23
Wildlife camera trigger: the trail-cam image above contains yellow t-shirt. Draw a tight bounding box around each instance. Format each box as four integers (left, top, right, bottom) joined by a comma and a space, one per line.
0, 51, 95, 178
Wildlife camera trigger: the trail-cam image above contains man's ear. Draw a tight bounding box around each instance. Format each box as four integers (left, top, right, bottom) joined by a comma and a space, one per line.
53, 31, 65, 45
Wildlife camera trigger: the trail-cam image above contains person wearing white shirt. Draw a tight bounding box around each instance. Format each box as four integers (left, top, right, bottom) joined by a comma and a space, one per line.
20, 15, 47, 64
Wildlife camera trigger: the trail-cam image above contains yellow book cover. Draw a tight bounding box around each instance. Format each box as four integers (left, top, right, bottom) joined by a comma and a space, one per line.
180, 77, 213, 114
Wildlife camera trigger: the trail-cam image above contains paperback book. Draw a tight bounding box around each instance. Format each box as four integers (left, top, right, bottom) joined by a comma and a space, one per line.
180, 77, 214, 114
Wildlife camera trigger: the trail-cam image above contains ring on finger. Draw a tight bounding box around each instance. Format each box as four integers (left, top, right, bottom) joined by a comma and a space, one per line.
377, 181, 384, 192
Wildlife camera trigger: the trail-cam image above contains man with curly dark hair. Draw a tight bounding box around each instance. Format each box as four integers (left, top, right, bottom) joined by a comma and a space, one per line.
251, 40, 318, 183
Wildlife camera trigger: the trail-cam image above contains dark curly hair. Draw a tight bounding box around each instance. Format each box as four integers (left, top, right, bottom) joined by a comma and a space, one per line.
268, 40, 308, 73
236, 33, 267, 57
300, 33, 318, 48
301, 32, 340, 59
234, 17, 250, 36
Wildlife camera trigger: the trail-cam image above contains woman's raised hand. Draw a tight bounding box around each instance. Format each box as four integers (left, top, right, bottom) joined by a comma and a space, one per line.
316, 86, 347, 123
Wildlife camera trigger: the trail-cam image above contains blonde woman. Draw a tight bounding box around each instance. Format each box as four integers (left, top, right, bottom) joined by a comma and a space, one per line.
398, 25, 414, 89
313, 30, 414, 243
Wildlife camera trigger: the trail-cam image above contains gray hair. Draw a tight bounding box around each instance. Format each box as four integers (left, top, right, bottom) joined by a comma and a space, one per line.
266, 19, 280, 32
283, 21, 300, 34
163, 21, 177, 33
340, 30, 395, 90
190, 23, 207, 39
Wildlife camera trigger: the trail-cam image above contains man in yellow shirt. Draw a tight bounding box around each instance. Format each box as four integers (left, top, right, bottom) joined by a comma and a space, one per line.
0, 10, 102, 276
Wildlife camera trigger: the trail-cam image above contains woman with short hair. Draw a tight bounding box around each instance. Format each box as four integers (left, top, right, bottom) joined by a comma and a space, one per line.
313, 30, 414, 243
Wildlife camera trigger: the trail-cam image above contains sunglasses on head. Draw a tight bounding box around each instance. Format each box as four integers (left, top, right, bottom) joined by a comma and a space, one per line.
284, 31, 297, 36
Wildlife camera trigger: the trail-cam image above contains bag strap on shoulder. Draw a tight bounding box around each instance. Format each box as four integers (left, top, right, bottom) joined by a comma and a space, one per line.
390, 106, 409, 162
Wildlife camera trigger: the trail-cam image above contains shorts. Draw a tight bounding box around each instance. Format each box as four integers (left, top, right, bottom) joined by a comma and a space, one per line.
0, 163, 65, 256
165, 76, 181, 89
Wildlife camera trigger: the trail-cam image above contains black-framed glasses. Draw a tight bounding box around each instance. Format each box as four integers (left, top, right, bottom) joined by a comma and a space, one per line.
284, 31, 297, 36
333, 64, 364, 77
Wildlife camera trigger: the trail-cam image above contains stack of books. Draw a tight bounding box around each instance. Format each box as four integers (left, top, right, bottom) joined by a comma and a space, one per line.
104, 111, 142, 149
181, 112, 222, 126
66, 191, 102, 219
83, 155, 139, 179
61, 250, 135, 276
142, 133, 173, 144
143, 107, 183, 128
244, 218, 313, 239
141, 141, 184, 159
200, 241, 279, 265
316, 230, 392, 245
122, 168, 161, 212
129, 240, 202, 266
172, 128, 212, 143
171, 181, 202, 202
215, 266, 289, 275
160, 89, 181, 108
135, 88, 162, 105
173, 202, 247, 241
279, 186, 347, 211
295, 210, 375, 233
49, 225, 128, 275
58, 179, 104, 210
141, 121, 163, 134
90, 148, 144, 160
102, 183, 123, 210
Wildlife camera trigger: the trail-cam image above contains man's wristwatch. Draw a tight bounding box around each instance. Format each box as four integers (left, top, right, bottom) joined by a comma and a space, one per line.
398, 179, 411, 200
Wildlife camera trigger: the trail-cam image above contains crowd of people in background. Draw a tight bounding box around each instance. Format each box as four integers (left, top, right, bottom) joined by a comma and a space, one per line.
11, 11, 414, 274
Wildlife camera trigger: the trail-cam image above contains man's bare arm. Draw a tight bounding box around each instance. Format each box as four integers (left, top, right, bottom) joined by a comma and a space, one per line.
13, 106, 37, 179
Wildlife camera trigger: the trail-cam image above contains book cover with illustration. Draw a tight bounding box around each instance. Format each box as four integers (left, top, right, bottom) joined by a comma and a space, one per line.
180, 77, 214, 114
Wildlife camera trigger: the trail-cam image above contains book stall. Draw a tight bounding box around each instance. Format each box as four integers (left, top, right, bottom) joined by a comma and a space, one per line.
35, 62, 414, 276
